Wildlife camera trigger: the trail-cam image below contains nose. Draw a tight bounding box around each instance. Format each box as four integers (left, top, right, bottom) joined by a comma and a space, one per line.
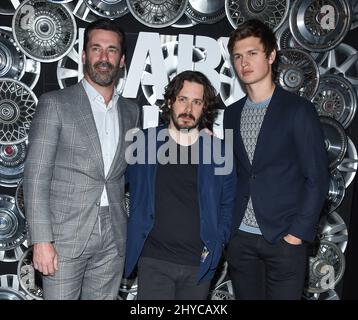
99, 50, 109, 61
241, 55, 248, 67
184, 100, 193, 112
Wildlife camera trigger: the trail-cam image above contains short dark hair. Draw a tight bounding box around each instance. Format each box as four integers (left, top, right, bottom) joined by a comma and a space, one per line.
161, 71, 218, 131
83, 18, 126, 55
227, 19, 277, 58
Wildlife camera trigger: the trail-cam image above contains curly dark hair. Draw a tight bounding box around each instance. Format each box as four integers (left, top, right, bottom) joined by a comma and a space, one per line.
160, 71, 218, 131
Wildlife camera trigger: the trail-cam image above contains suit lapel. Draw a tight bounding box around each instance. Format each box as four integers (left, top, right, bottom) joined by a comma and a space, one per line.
148, 126, 166, 213
251, 86, 281, 168
107, 96, 125, 178
197, 135, 211, 196
72, 84, 104, 176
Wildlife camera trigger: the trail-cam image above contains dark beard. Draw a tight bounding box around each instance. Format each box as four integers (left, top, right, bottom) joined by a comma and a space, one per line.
170, 111, 200, 131
84, 59, 120, 87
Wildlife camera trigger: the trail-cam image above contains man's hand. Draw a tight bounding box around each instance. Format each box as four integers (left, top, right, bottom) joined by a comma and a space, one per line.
283, 234, 302, 245
33, 242, 58, 275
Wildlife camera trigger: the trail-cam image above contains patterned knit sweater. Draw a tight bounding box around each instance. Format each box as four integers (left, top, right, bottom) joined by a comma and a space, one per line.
240, 96, 272, 229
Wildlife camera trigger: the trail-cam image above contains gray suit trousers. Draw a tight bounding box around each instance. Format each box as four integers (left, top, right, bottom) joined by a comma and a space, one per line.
42, 207, 123, 300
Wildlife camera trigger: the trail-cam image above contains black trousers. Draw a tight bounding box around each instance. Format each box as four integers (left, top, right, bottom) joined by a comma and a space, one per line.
137, 256, 211, 300
226, 230, 308, 300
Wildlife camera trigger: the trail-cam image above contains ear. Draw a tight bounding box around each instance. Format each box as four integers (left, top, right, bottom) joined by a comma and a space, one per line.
120, 54, 125, 68
82, 49, 86, 65
268, 49, 276, 65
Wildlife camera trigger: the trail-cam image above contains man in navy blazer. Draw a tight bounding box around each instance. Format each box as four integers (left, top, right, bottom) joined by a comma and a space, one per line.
124, 71, 236, 300
224, 20, 329, 299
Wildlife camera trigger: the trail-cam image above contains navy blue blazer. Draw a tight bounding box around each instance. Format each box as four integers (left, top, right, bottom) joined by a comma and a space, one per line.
124, 126, 236, 283
224, 86, 329, 243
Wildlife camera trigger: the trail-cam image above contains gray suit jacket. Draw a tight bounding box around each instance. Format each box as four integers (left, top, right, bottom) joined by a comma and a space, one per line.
23, 82, 139, 258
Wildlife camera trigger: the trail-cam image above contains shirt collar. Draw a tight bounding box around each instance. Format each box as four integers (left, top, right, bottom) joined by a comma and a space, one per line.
82, 78, 119, 105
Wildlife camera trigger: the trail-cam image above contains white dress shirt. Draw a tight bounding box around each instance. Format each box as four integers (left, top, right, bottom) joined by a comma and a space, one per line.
82, 79, 119, 206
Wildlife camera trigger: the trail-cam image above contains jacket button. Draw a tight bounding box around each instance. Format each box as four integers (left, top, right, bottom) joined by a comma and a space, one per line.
96, 202, 100, 206
251, 175, 256, 180
150, 214, 154, 219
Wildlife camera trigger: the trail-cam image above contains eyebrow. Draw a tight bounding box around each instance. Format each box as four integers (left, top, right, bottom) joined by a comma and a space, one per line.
90, 44, 119, 49
177, 95, 204, 102
233, 49, 259, 55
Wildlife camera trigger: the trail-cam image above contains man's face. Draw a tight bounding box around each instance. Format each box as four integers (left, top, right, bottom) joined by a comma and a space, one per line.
169, 80, 205, 131
82, 29, 124, 87
231, 36, 275, 86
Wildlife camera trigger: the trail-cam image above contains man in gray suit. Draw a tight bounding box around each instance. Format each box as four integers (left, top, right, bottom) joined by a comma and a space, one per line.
23, 19, 139, 300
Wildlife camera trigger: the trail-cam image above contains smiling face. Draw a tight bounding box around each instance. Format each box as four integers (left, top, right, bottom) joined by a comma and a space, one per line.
232, 36, 275, 87
82, 28, 124, 88
169, 80, 205, 131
